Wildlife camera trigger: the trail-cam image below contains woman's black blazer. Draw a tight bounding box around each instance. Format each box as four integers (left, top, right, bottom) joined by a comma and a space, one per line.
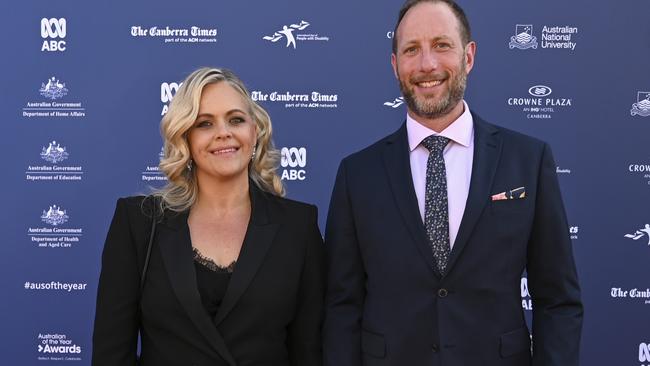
92, 185, 324, 366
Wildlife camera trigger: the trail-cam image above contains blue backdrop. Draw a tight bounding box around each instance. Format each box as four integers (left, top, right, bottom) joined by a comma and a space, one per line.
2, 0, 650, 364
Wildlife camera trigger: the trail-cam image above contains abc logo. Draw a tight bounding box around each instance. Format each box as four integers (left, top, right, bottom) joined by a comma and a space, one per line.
281, 147, 306, 181
640, 343, 650, 363
160, 82, 181, 115
41, 18, 66, 52
161, 82, 181, 103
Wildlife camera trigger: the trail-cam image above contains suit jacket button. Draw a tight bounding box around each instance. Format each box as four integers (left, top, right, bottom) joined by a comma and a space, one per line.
432, 344, 439, 352
438, 288, 448, 298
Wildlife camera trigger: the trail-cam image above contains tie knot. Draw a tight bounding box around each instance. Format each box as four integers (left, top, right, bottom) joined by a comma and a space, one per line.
422, 135, 449, 154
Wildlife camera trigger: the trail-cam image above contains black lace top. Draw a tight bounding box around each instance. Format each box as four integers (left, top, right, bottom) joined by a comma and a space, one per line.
192, 247, 236, 320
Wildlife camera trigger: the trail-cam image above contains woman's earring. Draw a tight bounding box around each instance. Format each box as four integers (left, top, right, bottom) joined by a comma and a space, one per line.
186, 159, 193, 171
251, 145, 257, 161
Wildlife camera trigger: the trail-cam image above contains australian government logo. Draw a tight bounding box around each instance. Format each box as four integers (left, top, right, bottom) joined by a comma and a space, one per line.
161, 82, 181, 115
26, 141, 83, 182
251, 90, 338, 109
36, 333, 82, 362
41, 18, 66, 52
23, 77, 86, 118
631, 91, 650, 117
131, 25, 217, 44
509, 24, 578, 51
280, 147, 307, 181
142, 147, 167, 183
28, 204, 83, 248
263, 20, 329, 49
506, 85, 572, 119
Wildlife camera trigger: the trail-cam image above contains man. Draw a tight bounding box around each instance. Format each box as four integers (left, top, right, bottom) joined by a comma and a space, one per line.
323, 1, 583, 365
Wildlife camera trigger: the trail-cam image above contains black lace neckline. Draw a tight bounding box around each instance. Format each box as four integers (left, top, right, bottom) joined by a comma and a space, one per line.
192, 247, 236, 273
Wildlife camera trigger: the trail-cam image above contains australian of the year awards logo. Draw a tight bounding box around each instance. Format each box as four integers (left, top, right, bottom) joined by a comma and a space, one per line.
41, 18, 66, 52
509, 24, 578, 51
141, 147, 167, 183
36, 333, 82, 362
251, 90, 338, 109
26, 141, 83, 182
130, 25, 217, 44
628, 159, 650, 185
520, 277, 532, 311
262, 20, 329, 49
161, 82, 181, 115
625, 224, 650, 246
280, 147, 307, 181
23, 77, 86, 118
28, 204, 83, 248
384, 96, 405, 109
631, 91, 650, 117
506, 84, 572, 119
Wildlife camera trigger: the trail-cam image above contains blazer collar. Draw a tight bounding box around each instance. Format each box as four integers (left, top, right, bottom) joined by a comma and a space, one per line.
446, 113, 501, 274
381, 114, 501, 277
155, 182, 278, 365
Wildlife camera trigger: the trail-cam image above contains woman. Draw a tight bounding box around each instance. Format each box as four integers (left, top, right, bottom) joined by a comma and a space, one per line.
92, 67, 324, 366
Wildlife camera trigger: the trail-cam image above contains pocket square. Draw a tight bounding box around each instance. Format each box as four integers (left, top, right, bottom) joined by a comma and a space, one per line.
491, 186, 526, 201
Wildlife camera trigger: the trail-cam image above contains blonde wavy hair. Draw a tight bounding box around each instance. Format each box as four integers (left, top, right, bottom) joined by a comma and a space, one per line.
154, 67, 284, 212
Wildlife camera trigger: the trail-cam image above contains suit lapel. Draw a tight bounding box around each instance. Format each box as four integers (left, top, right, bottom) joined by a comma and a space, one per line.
382, 124, 438, 276
157, 210, 237, 366
446, 114, 502, 273
214, 185, 279, 326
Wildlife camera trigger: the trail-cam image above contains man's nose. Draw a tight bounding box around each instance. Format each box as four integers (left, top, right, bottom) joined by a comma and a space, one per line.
420, 48, 439, 72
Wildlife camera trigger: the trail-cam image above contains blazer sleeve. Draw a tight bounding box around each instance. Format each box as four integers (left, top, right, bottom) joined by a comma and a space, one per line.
287, 205, 325, 366
527, 143, 583, 366
323, 160, 365, 366
92, 198, 140, 366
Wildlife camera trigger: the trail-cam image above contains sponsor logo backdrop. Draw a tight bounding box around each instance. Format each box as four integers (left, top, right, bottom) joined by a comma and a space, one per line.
2, 0, 649, 364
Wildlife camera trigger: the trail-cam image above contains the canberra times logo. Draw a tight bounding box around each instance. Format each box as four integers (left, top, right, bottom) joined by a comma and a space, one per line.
280, 147, 307, 181
41, 18, 66, 52
131, 25, 217, 44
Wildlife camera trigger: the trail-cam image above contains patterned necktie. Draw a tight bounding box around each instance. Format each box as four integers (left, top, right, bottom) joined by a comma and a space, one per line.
422, 135, 451, 275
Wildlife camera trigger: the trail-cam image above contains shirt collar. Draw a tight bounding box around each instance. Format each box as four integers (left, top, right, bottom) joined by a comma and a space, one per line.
406, 100, 473, 152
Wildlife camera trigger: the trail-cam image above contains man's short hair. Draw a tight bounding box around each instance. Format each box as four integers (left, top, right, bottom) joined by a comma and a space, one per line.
392, 0, 472, 54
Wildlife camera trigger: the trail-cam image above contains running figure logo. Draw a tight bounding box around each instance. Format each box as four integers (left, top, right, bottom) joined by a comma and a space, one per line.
263, 21, 310, 49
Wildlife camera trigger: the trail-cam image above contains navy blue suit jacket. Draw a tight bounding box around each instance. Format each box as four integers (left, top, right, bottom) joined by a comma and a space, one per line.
323, 114, 583, 366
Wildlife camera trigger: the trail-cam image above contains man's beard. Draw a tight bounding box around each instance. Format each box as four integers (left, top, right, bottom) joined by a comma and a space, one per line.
399, 64, 467, 120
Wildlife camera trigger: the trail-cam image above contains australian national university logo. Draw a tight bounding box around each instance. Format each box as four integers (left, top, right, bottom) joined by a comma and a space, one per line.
631, 91, 650, 117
